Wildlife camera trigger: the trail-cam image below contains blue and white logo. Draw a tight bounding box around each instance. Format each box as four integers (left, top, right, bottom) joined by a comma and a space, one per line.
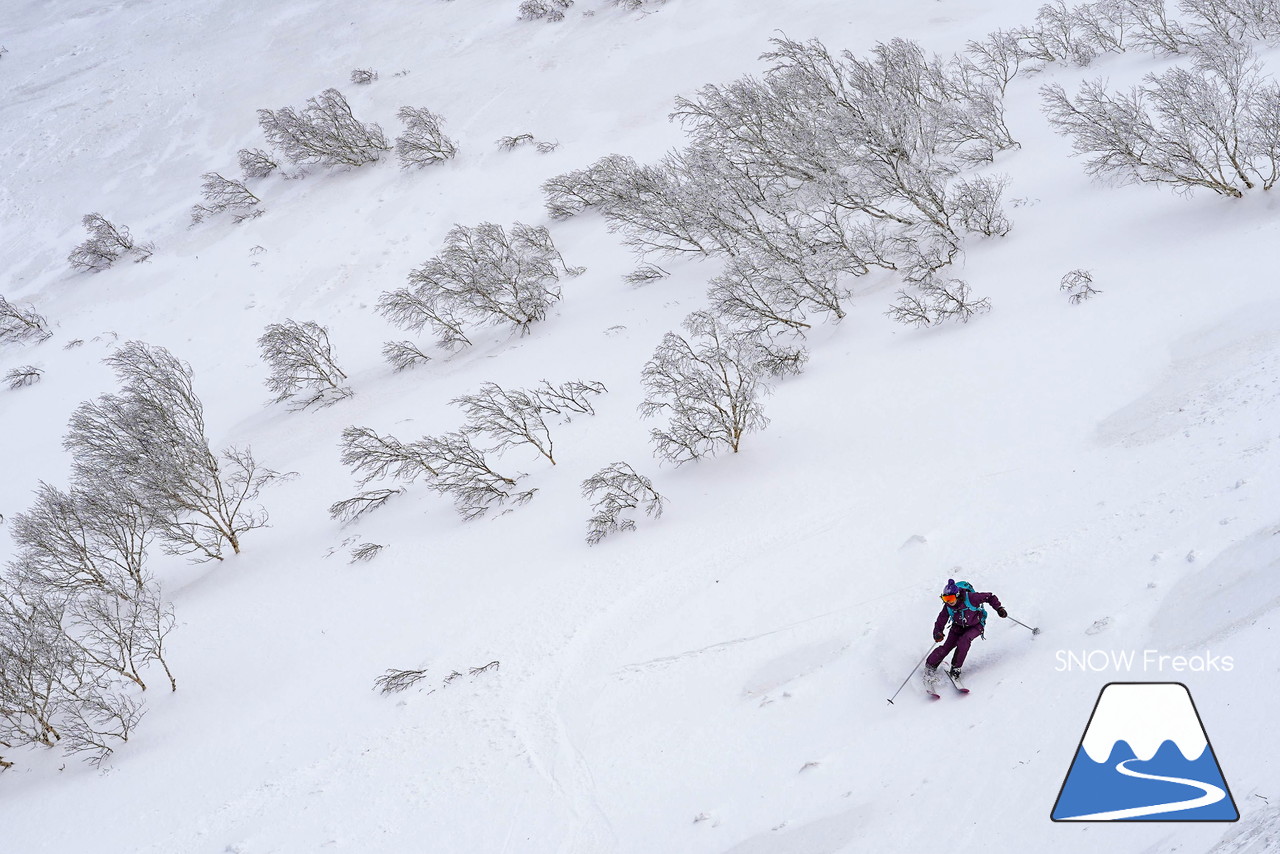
1051, 682, 1238, 821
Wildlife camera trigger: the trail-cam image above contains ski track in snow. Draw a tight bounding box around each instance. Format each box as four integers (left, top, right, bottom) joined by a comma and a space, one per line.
1057, 758, 1226, 821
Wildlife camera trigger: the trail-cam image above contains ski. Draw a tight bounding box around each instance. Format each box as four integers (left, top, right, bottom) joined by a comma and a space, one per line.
923, 669, 941, 700
946, 671, 970, 694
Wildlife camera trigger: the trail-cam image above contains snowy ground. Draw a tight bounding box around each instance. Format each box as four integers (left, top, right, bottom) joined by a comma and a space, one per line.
2, 0, 1278, 852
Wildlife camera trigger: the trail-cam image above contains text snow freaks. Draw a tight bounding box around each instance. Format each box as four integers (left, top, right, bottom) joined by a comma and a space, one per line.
1054, 650, 1234, 673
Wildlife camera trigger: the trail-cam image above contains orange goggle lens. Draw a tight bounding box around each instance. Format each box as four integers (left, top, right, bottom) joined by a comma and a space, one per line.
941, 594, 957, 604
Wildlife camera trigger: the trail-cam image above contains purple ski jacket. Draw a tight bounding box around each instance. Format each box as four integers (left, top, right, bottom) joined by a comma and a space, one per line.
934, 590, 1003, 635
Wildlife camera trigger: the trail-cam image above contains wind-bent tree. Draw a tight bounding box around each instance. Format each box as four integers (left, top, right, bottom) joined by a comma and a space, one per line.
258, 319, 351, 410
581, 462, 665, 545
0, 296, 52, 346
377, 222, 580, 351
65, 341, 278, 561
68, 214, 153, 272
395, 106, 458, 168
257, 88, 390, 168
190, 173, 262, 225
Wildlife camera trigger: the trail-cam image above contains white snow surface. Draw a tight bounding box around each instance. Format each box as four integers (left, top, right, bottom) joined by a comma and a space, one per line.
1, 1, 1278, 852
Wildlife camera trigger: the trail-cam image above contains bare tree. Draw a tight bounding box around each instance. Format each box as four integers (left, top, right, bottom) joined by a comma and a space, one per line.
419, 432, 534, 520
4, 365, 41, 389
67, 214, 154, 272
639, 311, 777, 464
1124, 0, 1195, 54
238, 147, 279, 179
453, 382, 557, 464
1042, 41, 1280, 196
190, 172, 262, 225
257, 88, 390, 168
337, 426, 531, 520
1180, 0, 1280, 43
339, 427, 439, 486
887, 276, 991, 327
377, 222, 578, 351
581, 462, 664, 545
0, 296, 52, 345
541, 154, 637, 219
65, 342, 278, 561
1061, 268, 1102, 302
395, 106, 458, 168
350, 67, 378, 85
258, 319, 351, 410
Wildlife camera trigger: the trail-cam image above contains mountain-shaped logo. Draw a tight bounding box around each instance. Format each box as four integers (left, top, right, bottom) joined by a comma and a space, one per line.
1051, 682, 1238, 821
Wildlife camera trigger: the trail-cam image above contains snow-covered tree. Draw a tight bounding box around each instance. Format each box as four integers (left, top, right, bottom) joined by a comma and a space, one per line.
581, 462, 664, 545
258, 319, 351, 410
887, 276, 991, 327
377, 222, 579, 351
257, 88, 390, 168
1042, 40, 1280, 196
65, 342, 278, 561
395, 106, 458, 168
350, 67, 378, 85
639, 311, 796, 464
67, 214, 153, 273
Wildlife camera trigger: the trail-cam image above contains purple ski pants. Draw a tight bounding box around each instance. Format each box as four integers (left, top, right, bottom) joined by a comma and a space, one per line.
927, 624, 983, 669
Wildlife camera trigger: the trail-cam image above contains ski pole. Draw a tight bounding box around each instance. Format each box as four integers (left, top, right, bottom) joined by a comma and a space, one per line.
887, 645, 936, 705
1009, 616, 1041, 635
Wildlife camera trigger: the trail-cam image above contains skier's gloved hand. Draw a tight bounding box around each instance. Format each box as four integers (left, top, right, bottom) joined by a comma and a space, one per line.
997, 608, 1008, 618
933, 632, 943, 643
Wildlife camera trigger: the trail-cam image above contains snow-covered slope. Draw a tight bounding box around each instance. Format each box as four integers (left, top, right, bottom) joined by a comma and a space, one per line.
2, 1, 1278, 852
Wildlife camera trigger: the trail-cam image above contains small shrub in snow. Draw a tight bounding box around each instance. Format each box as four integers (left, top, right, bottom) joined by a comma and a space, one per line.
237, 147, 279, 179
0, 296, 51, 345
257, 88, 390, 168
258, 319, 351, 410
375, 667, 430, 694
518, 0, 572, 21
190, 172, 262, 225
623, 262, 670, 286
497, 133, 535, 150
350, 67, 378, 85
349, 542, 384, 563
707, 252, 848, 337
640, 311, 789, 464
395, 106, 458, 168
541, 154, 636, 219
67, 214, 154, 273
581, 462, 664, 545
381, 339, 433, 372
535, 140, 560, 153
1042, 41, 1280, 196
1061, 268, 1102, 303
377, 222, 579, 351
4, 365, 41, 389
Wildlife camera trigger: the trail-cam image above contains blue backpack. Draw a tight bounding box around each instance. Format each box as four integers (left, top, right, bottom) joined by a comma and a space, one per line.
947, 581, 987, 630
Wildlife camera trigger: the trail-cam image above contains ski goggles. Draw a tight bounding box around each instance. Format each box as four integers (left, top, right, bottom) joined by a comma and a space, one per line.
940, 594, 958, 605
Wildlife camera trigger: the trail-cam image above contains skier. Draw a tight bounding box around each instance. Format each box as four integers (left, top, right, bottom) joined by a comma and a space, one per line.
924, 578, 1006, 693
